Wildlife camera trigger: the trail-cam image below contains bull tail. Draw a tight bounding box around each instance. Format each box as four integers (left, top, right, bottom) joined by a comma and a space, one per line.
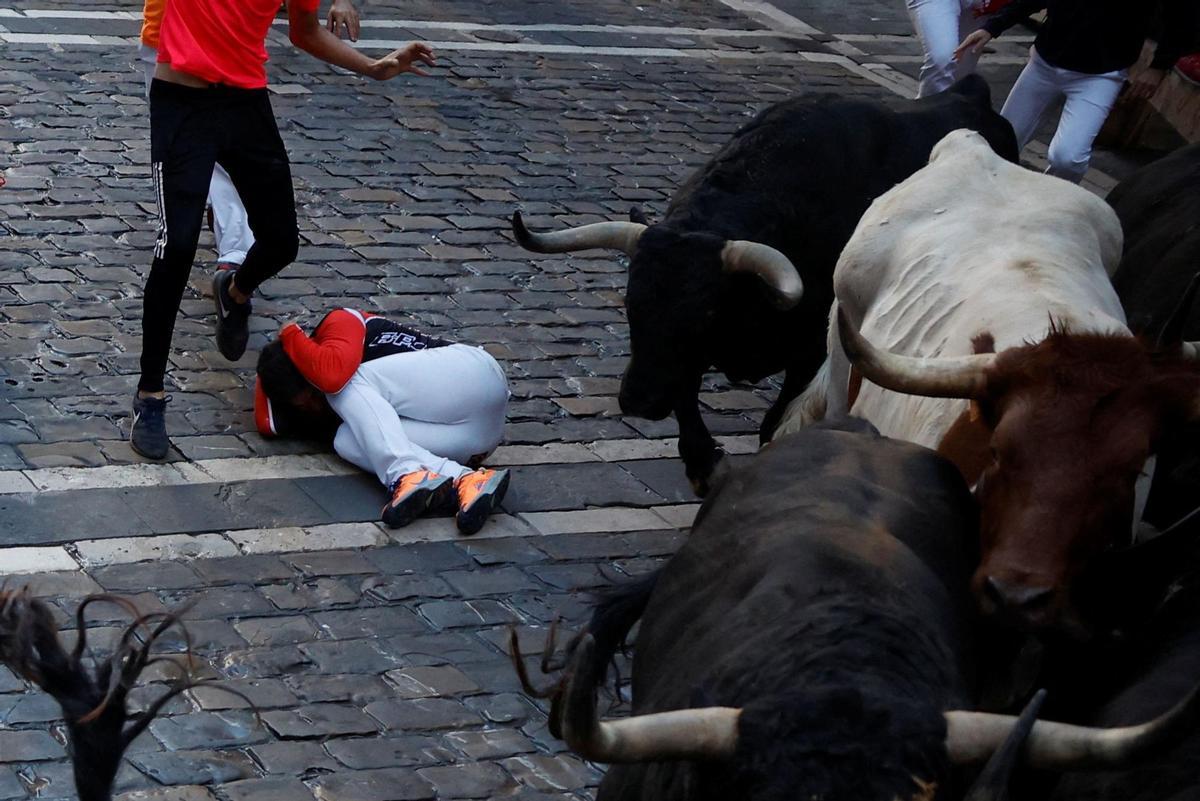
772, 357, 832, 438
583, 569, 661, 676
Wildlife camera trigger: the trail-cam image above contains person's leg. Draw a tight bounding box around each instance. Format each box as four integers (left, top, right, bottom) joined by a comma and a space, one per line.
134, 83, 220, 457
352, 345, 508, 454
906, 0, 965, 98
1043, 69, 1126, 183
1000, 47, 1064, 151
329, 376, 467, 528
216, 89, 299, 296
327, 374, 472, 489
353, 345, 511, 535
381, 346, 509, 463
208, 163, 254, 266
208, 88, 298, 361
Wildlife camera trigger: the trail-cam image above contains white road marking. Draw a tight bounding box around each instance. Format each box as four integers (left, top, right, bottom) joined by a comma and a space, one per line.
1, 504, 700, 577
0, 32, 831, 64
0, 9, 798, 38
0, 435, 757, 496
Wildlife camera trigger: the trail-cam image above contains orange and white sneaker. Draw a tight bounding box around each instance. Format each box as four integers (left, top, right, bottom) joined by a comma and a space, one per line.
381, 470, 454, 529
453, 468, 511, 536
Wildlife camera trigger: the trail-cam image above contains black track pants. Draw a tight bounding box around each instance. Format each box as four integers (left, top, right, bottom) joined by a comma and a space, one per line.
139, 79, 299, 393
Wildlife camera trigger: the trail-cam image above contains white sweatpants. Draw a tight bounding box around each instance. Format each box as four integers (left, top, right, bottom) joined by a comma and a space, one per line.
326, 344, 509, 489
906, 0, 992, 98
137, 43, 256, 265
1001, 46, 1126, 183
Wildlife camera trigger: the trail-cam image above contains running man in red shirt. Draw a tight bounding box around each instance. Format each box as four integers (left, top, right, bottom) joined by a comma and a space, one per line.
130, 0, 435, 460
255, 309, 511, 535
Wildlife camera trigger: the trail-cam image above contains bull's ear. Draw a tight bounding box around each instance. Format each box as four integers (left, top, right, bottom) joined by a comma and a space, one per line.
948, 74, 992, 105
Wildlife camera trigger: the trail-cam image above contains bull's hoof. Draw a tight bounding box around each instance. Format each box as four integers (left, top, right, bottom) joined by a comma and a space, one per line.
686, 447, 727, 498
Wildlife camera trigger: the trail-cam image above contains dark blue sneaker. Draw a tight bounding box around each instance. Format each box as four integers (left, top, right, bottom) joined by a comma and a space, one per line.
130, 394, 171, 460
213, 267, 251, 361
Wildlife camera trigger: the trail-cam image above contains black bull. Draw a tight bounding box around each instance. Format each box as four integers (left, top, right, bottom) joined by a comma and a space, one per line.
513, 75, 1018, 495
1108, 141, 1200, 531
1050, 571, 1200, 801
528, 420, 1200, 801
1074, 142, 1200, 801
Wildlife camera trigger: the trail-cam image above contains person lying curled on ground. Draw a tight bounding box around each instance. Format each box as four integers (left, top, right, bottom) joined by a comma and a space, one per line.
255, 308, 511, 535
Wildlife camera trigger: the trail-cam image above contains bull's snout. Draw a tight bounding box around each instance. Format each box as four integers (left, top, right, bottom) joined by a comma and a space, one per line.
973, 568, 1067, 633
982, 576, 1053, 614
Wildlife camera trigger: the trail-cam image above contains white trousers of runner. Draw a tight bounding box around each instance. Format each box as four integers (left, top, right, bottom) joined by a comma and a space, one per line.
906, 0, 992, 98
138, 43, 256, 265
1001, 46, 1126, 183
327, 344, 509, 489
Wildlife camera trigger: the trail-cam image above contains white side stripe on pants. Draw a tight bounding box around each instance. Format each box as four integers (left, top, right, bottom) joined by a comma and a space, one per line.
152, 160, 168, 260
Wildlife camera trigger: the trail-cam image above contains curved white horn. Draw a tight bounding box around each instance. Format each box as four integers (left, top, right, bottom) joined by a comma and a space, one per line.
945, 680, 1200, 770
561, 634, 741, 763
720, 240, 804, 310
838, 306, 995, 399
512, 211, 645, 256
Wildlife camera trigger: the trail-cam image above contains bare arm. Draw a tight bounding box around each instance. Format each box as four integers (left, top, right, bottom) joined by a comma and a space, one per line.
286, 0, 435, 80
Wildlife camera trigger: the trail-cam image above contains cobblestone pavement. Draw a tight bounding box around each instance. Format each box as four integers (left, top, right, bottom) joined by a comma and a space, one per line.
0, 0, 1128, 798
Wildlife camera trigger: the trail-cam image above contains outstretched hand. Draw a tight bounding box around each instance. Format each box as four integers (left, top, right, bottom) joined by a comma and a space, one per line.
327, 0, 360, 41
367, 42, 436, 80
954, 29, 993, 62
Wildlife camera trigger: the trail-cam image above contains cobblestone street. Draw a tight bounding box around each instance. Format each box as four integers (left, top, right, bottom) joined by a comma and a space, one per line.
0, 0, 1126, 799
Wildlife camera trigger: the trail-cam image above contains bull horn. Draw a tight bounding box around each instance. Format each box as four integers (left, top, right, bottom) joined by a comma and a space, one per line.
838, 306, 995, 399
511, 211, 645, 256
561, 634, 741, 763
720, 240, 804, 310
962, 689, 1046, 801
945, 679, 1200, 770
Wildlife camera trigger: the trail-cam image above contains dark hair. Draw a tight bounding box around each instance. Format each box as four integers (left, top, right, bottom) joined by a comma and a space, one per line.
257, 339, 310, 406
256, 339, 341, 443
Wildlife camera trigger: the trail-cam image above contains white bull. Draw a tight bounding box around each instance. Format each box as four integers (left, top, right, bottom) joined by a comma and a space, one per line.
777, 129, 1125, 444
775, 129, 1200, 637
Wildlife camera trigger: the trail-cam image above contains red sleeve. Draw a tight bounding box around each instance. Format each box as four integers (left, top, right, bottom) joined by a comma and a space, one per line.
254, 376, 277, 436
280, 309, 366, 394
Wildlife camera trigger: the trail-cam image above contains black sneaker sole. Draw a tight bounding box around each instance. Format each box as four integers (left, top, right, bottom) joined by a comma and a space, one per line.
212, 269, 250, 362
381, 488, 434, 528
129, 432, 169, 460
381, 475, 453, 529
456, 470, 511, 536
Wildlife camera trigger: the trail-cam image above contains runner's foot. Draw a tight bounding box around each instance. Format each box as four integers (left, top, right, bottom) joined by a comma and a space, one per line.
381, 470, 455, 529
130, 393, 171, 460
213, 266, 251, 361
454, 468, 510, 536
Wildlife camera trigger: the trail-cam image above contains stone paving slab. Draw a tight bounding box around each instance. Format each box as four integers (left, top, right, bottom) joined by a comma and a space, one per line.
0, 527, 682, 800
